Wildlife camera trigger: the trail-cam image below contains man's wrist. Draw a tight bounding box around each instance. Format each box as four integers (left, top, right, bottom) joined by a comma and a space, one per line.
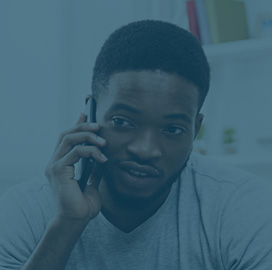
52, 215, 90, 231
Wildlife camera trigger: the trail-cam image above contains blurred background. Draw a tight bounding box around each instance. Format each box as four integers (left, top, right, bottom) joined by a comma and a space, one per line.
1, 0, 271, 195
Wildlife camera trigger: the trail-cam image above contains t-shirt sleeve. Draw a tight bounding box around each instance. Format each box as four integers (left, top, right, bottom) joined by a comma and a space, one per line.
220, 177, 272, 270
0, 178, 55, 269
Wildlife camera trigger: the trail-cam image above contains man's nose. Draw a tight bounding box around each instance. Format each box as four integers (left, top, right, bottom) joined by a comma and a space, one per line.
127, 130, 162, 161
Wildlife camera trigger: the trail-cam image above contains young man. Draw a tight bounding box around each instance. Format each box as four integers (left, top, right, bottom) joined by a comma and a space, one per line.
1, 20, 272, 270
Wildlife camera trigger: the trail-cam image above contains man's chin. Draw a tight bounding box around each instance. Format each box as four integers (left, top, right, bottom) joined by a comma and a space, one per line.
102, 167, 183, 212
102, 152, 191, 211
108, 190, 161, 211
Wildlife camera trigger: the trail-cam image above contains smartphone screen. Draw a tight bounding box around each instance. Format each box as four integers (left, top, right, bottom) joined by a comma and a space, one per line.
76, 98, 97, 191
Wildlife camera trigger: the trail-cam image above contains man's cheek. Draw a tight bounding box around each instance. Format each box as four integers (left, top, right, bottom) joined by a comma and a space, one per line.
100, 137, 126, 160
101, 130, 137, 156
166, 149, 191, 173
97, 128, 120, 154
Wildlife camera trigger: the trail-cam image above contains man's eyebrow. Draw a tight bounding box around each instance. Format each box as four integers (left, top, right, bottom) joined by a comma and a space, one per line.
164, 113, 192, 124
106, 103, 192, 124
107, 103, 141, 114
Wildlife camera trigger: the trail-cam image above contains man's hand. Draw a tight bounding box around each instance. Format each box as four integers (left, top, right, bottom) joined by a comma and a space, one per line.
23, 112, 108, 270
45, 113, 107, 222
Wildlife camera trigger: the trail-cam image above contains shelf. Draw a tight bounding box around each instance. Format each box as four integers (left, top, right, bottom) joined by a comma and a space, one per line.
203, 38, 272, 60
205, 153, 272, 179
207, 153, 272, 166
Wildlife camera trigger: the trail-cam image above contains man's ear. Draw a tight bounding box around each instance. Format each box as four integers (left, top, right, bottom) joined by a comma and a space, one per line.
194, 113, 204, 140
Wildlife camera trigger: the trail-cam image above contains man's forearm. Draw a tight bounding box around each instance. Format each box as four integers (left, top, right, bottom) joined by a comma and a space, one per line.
23, 217, 89, 270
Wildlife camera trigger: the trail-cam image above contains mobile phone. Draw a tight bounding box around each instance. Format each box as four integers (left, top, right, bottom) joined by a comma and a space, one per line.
76, 97, 97, 191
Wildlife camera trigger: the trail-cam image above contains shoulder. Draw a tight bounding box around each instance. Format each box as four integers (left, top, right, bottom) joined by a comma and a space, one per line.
0, 174, 56, 266
182, 154, 272, 268
183, 152, 272, 196
1, 173, 54, 205
181, 152, 272, 217
0, 174, 56, 228
186, 152, 258, 187
2, 173, 52, 196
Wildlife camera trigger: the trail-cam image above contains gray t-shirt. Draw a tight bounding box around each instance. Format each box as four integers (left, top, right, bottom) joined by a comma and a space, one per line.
1, 153, 272, 269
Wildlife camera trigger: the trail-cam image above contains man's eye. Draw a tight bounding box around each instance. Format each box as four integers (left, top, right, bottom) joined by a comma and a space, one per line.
111, 117, 133, 127
164, 126, 186, 135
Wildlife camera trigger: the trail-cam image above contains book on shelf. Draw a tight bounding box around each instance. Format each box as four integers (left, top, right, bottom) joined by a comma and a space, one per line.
195, 0, 211, 45
205, 0, 249, 44
186, 0, 249, 45
186, 0, 201, 41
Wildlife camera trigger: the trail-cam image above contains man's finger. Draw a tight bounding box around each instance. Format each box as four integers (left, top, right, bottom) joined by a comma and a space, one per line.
86, 167, 102, 190
53, 121, 99, 155
58, 145, 108, 167
53, 132, 106, 161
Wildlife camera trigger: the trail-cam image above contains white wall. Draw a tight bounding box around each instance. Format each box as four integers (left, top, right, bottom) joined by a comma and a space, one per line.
62, 0, 189, 127
0, 0, 63, 192
0, 0, 189, 195
1, 0, 271, 196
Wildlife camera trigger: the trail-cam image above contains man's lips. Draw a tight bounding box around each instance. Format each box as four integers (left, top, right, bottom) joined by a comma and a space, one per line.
118, 161, 160, 177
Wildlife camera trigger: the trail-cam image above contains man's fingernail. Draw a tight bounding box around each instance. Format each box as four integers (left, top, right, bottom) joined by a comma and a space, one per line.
88, 122, 99, 128
87, 178, 93, 185
97, 136, 106, 144
101, 153, 108, 161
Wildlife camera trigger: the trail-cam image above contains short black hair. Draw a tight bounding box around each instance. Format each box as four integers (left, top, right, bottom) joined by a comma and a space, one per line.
92, 20, 210, 109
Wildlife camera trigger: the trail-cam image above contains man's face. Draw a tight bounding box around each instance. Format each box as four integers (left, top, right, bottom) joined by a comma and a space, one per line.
96, 70, 202, 207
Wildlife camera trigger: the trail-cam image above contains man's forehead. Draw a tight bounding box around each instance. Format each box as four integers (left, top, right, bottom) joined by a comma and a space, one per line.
109, 70, 180, 83
107, 70, 197, 95
97, 70, 200, 116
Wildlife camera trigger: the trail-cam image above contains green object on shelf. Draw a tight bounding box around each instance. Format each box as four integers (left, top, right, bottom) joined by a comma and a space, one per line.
223, 128, 236, 144
205, 0, 249, 44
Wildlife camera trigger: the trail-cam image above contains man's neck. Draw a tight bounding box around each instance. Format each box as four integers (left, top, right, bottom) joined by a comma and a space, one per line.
99, 180, 172, 233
